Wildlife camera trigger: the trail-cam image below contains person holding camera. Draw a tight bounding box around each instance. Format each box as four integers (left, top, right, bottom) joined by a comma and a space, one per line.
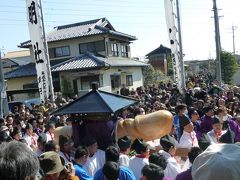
39, 151, 79, 180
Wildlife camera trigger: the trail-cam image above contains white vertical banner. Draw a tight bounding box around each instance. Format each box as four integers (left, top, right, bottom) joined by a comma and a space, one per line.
164, 0, 183, 91
26, 0, 49, 102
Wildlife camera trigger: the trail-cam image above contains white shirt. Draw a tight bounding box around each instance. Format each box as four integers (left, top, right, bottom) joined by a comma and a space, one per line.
83, 149, 105, 176
45, 131, 54, 142
23, 133, 38, 151
207, 129, 227, 144
119, 153, 130, 167
159, 150, 182, 180
147, 139, 160, 150
178, 131, 199, 149
129, 156, 149, 180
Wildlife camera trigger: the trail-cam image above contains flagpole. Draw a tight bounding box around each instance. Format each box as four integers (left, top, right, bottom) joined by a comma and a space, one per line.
39, 0, 54, 102
176, 0, 186, 92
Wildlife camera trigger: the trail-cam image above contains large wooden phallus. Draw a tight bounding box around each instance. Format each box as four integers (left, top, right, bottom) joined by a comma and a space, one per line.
54, 110, 173, 145
117, 110, 173, 141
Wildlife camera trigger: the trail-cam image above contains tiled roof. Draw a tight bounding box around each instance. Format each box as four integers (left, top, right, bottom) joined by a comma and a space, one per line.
2, 58, 19, 68
146, 44, 171, 57
101, 57, 149, 67
51, 53, 105, 72
19, 18, 137, 48
4, 58, 67, 79
52, 53, 148, 72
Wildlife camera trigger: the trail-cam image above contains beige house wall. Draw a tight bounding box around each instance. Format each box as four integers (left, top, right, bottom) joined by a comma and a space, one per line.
6, 76, 36, 90
58, 66, 143, 96
6, 76, 38, 100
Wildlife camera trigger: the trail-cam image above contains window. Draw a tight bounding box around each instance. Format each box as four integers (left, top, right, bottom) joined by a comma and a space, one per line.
111, 43, 119, 56
110, 75, 121, 89
79, 41, 105, 55
80, 75, 99, 90
126, 75, 133, 86
121, 45, 128, 57
54, 46, 70, 57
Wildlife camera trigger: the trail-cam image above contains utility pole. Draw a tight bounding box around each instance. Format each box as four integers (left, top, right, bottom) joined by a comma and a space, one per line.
176, 0, 186, 91
213, 0, 222, 85
232, 25, 237, 56
39, 0, 54, 102
0, 49, 8, 117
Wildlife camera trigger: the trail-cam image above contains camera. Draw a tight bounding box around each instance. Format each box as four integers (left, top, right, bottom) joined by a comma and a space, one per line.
65, 164, 71, 173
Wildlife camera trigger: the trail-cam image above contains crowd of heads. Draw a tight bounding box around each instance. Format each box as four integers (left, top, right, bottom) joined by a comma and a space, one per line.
1, 73, 240, 179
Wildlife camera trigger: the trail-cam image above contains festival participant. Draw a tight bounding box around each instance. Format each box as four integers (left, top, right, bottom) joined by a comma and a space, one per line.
73, 146, 93, 180
192, 144, 240, 180
56, 114, 67, 128
178, 116, 199, 149
0, 141, 40, 180
103, 161, 120, 180
83, 137, 105, 176
149, 152, 171, 180
59, 135, 74, 164
159, 135, 182, 180
173, 104, 189, 141
45, 123, 55, 142
200, 106, 214, 134
94, 146, 136, 180
23, 123, 38, 151
129, 139, 149, 180
10, 127, 22, 141
118, 136, 131, 167
35, 133, 47, 156
39, 151, 79, 180
175, 147, 202, 180
141, 163, 164, 180
188, 109, 202, 140
45, 140, 60, 153
207, 117, 226, 144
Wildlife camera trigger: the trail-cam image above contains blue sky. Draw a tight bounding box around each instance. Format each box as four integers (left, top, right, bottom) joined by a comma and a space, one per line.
0, 0, 240, 60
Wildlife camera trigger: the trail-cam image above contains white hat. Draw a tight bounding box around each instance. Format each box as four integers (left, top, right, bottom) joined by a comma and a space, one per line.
192, 144, 240, 180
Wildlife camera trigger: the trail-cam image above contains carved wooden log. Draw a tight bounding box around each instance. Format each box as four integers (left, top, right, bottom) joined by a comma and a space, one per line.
116, 110, 173, 141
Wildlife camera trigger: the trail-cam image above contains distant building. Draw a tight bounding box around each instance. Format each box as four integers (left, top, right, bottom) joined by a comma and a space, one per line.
145, 44, 171, 74
2, 50, 31, 74
184, 59, 214, 76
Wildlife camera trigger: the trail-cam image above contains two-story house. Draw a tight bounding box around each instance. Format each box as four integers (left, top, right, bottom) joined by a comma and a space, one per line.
5, 18, 148, 99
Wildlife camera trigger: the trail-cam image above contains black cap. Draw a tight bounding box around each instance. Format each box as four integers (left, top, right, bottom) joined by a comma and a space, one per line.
131, 138, 148, 154
179, 115, 191, 127
82, 136, 97, 147
203, 106, 213, 114
212, 117, 221, 125
160, 135, 176, 152
118, 136, 131, 150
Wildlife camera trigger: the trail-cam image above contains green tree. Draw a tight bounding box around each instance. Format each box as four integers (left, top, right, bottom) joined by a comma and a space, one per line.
142, 65, 156, 85
142, 65, 172, 86
220, 51, 238, 84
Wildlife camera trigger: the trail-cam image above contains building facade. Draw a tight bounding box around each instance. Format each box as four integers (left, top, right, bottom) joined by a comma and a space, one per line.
5, 18, 147, 99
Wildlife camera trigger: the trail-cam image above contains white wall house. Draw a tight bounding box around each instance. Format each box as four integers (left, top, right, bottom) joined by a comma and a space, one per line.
5, 18, 147, 99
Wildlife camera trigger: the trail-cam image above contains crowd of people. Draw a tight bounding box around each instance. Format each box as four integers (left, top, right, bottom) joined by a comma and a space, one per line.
1, 74, 240, 180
